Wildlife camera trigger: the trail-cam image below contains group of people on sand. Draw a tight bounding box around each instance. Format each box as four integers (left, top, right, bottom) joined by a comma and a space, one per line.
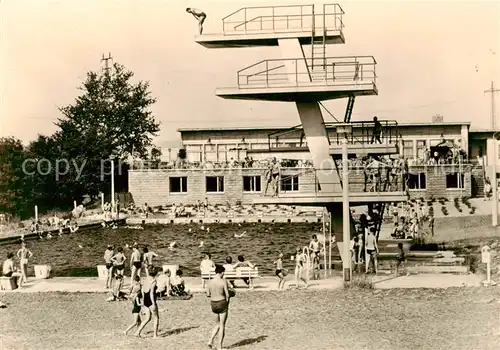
1, 242, 33, 288
103, 245, 234, 348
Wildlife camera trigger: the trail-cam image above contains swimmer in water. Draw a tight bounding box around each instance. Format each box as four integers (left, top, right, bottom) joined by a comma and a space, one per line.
16, 242, 33, 286
111, 247, 126, 277
130, 244, 142, 284
206, 265, 232, 350
142, 247, 158, 277
104, 245, 114, 289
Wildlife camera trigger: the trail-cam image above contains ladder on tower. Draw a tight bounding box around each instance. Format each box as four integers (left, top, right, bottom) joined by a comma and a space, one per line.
373, 172, 392, 241
344, 96, 355, 123
310, 5, 327, 82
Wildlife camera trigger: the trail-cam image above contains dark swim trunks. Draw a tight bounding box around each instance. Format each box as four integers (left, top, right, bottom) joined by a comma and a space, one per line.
132, 299, 141, 314
105, 263, 113, 269
133, 261, 142, 269
211, 299, 229, 314
275, 269, 282, 276
115, 264, 124, 272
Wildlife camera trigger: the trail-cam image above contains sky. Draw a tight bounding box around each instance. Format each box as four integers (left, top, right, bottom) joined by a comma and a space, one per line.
1, 0, 499, 149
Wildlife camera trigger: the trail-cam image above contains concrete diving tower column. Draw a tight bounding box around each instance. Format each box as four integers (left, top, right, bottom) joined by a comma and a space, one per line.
278, 36, 339, 193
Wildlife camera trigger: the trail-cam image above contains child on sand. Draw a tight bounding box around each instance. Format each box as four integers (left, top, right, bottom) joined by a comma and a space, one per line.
395, 243, 410, 276
273, 253, 286, 290
124, 276, 142, 335
200, 253, 215, 288
107, 274, 127, 301
294, 248, 308, 289
171, 269, 189, 296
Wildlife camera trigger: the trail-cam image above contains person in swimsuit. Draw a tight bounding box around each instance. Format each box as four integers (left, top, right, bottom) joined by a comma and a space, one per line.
186, 8, 207, 35
124, 276, 142, 336
142, 247, 158, 277
309, 235, 321, 260
365, 228, 379, 274
395, 243, 410, 276
2, 253, 15, 277
16, 243, 33, 286
207, 265, 232, 350
104, 245, 114, 289
111, 247, 126, 276
130, 245, 142, 284
273, 253, 286, 290
135, 267, 159, 338
294, 248, 308, 289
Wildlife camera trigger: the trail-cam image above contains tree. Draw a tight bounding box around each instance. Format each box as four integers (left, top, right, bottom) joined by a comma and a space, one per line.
58, 63, 160, 159
52, 62, 161, 199
0, 137, 32, 217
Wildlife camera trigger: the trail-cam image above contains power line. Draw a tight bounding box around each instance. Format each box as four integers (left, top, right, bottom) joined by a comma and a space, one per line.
485, 81, 500, 129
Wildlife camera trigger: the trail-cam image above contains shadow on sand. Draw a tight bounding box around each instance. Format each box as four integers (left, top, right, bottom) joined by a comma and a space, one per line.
228, 335, 268, 348
160, 325, 199, 337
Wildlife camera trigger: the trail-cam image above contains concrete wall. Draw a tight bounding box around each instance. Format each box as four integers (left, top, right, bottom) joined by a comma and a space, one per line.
407, 164, 473, 200
128, 164, 474, 206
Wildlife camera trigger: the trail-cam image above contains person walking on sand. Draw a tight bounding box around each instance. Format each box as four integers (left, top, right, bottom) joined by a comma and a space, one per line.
135, 268, 160, 338
16, 243, 32, 286
206, 265, 233, 350
124, 275, 142, 336
186, 8, 207, 35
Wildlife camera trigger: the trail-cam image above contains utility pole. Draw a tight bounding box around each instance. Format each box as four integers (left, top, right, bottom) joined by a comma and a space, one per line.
101, 53, 113, 75
485, 81, 500, 130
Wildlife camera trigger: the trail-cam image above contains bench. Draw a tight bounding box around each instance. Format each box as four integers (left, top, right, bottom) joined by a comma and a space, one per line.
201, 268, 260, 289
0, 276, 18, 291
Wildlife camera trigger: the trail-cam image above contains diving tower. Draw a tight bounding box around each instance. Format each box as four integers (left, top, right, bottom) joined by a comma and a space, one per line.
195, 3, 408, 245
195, 4, 345, 48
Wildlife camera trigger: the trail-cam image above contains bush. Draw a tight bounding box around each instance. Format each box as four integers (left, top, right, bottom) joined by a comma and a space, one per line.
344, 275, 373, 289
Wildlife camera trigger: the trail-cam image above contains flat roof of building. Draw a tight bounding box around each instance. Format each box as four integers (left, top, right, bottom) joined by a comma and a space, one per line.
177, 122, 471, 133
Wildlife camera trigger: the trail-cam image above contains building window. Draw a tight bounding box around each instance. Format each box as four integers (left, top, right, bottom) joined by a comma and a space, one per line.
169, 177, 187, 193
281, 175, 299, 192
402, 140, 414, 159
243, 176, 261, 192
446, 172, 465, 189
206, 176, 224, 192
407, 173, 426, 190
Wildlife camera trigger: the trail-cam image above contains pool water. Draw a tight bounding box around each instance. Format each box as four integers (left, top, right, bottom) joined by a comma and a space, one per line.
0, 223, 325, 277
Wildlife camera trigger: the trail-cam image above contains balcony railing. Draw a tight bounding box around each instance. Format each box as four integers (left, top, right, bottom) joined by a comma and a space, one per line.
267, 120, 398, 150
221, 4, 344, 35
273, 167, 408, 197
236, 56, 377, 89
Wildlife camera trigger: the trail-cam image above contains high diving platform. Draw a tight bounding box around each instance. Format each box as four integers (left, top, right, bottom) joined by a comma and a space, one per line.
195, 4, 345, 48
215, 56, 377, 102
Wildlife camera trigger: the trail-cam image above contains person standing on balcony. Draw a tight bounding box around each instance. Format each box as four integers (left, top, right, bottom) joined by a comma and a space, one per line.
371, 116, 383, 144
186, 8, 207, 35
271, 158, 281, 196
